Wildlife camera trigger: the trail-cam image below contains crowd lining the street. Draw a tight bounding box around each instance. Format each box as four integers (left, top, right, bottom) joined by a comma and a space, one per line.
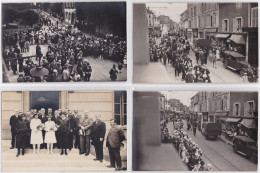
3, 12, 127, 82
161, 116, 212, 171
10, 108, 126, 171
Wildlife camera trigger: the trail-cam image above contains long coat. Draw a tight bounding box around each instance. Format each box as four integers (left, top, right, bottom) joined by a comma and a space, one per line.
58, 118, 69, 148
106, 125, 125, 148
16, 119, 30, 148
10, 115, 19, 133
91, 120, 106, 142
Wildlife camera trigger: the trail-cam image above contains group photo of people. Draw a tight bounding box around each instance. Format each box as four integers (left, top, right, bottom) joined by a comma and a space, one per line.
10, 108, 126, 171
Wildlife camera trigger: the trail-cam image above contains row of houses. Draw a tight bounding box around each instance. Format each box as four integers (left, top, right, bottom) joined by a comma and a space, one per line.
159, 93, 189, 117
147, 8, 179, 35
179, 3, 258, 67
190, 91, 257, 139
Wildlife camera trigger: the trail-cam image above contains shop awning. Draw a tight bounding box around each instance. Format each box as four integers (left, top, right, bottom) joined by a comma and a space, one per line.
228, 34, 246, 44
215, 33, 230, 38
241, 119, 257, 129
225, 118, 242, 122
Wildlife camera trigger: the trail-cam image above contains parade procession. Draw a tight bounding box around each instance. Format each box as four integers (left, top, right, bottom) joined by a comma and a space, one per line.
133, 3, 258, 83
133, 91, 258, 171
2, 2, 127, 83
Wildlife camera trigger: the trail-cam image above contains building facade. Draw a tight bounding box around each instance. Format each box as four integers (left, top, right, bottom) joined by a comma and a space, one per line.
190, 91, 258, 136
63, 2, 76, 24
2, 91, 127, 140
186, 3, 219, 43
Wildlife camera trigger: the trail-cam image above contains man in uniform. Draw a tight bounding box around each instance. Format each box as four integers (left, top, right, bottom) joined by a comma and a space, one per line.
106, 119, 125, 170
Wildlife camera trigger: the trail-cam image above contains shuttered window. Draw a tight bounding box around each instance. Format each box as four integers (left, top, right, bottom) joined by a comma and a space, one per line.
251, 7, 258, 27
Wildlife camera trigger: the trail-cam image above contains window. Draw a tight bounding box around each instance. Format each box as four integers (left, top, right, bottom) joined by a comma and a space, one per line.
233, 102, 240, 116
222, 19, 229, 32
245, 101, 255, 117
194, 6, 197, 16
251, 7, 258, 27
233, 17, 243, 32
248, 101, 254, 115
114, 91, 127, 125
213, 12, 216, 26
221, 99, 224, 110
210, 15, 213, 27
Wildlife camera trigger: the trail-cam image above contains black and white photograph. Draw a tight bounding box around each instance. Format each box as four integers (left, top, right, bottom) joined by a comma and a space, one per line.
133, 91, 257, 171
2, 2, 127, 83
2, 91, 127, 171
133, 3, 258, 83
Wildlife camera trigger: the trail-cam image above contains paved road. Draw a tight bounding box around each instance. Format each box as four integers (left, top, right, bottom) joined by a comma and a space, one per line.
166, 120, 257, 171
154, 37, 243, 83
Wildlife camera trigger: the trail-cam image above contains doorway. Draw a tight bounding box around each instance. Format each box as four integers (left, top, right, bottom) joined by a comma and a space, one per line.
31, 91, 60, 114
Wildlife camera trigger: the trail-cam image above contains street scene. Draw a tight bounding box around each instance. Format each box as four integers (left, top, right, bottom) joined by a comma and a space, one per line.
133, 91, 257, 171
133, 3, 258, 83
2, 2, 127, 82
2, 91, 127, 171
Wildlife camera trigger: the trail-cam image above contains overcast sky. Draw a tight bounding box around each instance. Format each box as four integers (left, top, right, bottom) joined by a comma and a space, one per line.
160, 91, 197, 106
146, 3, 187, 23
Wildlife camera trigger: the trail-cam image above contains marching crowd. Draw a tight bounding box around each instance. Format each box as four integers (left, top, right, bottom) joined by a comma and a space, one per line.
3, 12, 127, 82
161, 117, 212, 171
149, 31, 212, 83
10, 108, 126, 171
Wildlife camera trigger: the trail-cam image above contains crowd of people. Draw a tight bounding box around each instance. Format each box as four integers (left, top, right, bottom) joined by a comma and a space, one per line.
161, 117, 212, 171
10, 108, 126, 170
149, 31, 211, 83
3, 11, 127, 82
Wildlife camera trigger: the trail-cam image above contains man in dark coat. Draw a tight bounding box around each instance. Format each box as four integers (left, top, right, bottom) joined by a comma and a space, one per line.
16, 114, 30, 157
36, 43, 41, 61
109, 64, 118, 81
9, 110, 20, 149
106, 119, 125, 170
92, 114, 106, 162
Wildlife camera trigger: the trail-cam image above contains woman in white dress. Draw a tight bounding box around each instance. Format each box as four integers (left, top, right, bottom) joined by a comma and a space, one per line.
44, 116, 57, 155
30, 114, 43, 154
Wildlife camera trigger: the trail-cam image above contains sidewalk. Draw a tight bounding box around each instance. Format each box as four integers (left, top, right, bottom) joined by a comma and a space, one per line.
134, 62, 174, 83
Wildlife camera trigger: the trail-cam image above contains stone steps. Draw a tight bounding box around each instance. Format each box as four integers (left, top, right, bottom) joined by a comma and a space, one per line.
2, 147, 114, 171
